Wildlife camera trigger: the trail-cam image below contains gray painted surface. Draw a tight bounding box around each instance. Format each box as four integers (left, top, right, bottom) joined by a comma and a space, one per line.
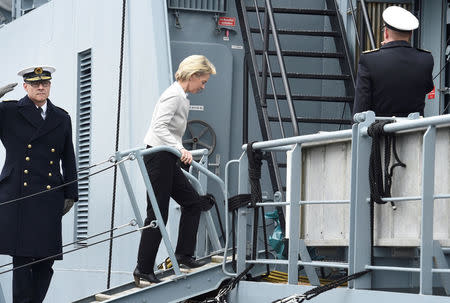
229, 281, 449, 302
0, 0, 449, 302
421, 0, 446, 116
0, 0, 172, 302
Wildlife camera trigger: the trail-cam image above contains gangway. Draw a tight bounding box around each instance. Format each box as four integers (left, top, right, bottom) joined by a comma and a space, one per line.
73, 146, 266, 303
74, 112, 450, 303
74, 255, 234, 303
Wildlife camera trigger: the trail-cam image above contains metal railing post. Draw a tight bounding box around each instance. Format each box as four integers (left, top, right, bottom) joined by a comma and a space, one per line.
352, 111, 375, 289
134, 150, 182, 277
116, 152, 144, 228
237, 152, 249, 274
420, 126, 436, 295
347, 122, 359, 288
286, 144, 302, 284
196, 155, 209, 257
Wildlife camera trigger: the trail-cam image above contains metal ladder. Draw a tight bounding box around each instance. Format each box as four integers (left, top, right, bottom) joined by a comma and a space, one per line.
236, 0, 356, 197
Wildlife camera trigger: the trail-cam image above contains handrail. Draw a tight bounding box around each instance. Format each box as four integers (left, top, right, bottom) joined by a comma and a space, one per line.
235, 0, 286, 203
264, 0, 299, 136
229, 111, 450, 291
116, 146, 226, 278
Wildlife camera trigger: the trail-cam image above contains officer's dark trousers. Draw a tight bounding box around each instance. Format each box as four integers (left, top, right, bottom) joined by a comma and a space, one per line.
12, 256, 54, 303
137, 151, 202, 273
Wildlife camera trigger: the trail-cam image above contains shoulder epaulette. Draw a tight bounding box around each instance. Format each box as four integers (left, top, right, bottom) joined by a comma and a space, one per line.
417, 48, 431, 53
55, 106, 69, 114
1, 100, 18, 102
362, 48, 379, 54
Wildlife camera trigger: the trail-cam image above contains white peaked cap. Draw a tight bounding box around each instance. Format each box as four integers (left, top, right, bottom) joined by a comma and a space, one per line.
382, 6, 419, 32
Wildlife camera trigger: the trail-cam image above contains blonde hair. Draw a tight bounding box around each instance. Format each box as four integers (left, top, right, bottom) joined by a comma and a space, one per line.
175, 55, 216, 81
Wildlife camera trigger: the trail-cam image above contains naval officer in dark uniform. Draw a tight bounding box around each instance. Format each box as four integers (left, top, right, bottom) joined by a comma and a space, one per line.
0, 66, 78, 303
353, 6, 434, 117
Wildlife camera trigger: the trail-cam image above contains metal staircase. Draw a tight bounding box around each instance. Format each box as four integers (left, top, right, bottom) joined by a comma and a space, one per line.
236, 0, 356, 196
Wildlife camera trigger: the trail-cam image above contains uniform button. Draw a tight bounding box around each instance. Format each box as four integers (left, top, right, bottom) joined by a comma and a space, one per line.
23, 182, 27, 187
49, 161, 54, 165
48, 173, 52, 177
51, 148, 55, 153
46, 185, 51, 190
27, 144, 32, 149
24, 170, 29, 174
25, 157, 30, 161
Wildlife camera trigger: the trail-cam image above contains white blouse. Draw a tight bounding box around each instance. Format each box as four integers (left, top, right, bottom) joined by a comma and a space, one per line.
143, 81, 189, 151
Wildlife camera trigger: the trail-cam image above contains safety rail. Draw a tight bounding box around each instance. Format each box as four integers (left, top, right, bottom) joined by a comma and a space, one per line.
224, 111, 450, 294
235, 0, 295, 199
115, 146, 227, 278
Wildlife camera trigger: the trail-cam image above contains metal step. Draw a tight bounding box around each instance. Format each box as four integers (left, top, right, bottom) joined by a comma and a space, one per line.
259, 71, 351, 80
255, 49, 344, 58
266, 94, 353, 103
250, 28, 340, 37
73, 256, 232, 303
246, 7, 336, 16
268, 116, 352, 125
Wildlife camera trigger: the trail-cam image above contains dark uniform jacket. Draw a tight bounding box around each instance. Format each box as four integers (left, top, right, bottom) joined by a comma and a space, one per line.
353, 40, 434, 117
0, 96, 78, 258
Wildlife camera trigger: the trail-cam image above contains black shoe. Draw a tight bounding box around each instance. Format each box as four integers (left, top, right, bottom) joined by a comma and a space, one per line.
133, 266, 161, 286
175, 254, 208, 268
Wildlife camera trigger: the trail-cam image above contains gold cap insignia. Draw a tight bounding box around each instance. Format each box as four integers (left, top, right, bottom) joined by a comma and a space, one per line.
34, 67, 43, 75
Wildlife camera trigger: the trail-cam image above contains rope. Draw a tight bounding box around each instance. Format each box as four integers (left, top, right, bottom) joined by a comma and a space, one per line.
107, 0, 127, 289
367, 121, 406, 264
227, 194, 251, 270
271, 270, 371, 303
0, 156, 130, 208
202, 264, 255, 303
367, 121, 406, 206
0, 220, 155, 276
0, 220, 136, 270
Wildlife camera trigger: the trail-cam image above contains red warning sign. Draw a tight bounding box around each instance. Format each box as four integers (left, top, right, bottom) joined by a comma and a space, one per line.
218, 17, 236, 27
428, 86, 435, 100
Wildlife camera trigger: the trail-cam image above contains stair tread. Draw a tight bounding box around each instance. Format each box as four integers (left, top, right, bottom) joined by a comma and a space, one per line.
94, 287, 143, 301
247, 6, 336, 16
268, 116, 352, 124
250, 28, 340, 37
255, 49, 344, 58
266, 94, 354, 102
259, 72, 351, 80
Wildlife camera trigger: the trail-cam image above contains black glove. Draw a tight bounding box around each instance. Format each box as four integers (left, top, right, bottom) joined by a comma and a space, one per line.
199, 193, 216, 211
0, 83, 17, 98
63, 199, 75, 215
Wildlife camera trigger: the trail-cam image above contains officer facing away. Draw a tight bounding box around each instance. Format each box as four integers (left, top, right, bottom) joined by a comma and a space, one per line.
0, 66, 78, 303
352, 6, 434, 117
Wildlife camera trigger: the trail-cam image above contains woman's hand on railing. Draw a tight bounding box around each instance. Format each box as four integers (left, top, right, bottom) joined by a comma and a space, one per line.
180, 148, 193, 165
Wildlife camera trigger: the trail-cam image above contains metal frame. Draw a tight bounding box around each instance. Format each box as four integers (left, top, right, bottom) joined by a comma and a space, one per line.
235, 0, 294, 199
225, 111, 450, 293
115, 146, 225, 278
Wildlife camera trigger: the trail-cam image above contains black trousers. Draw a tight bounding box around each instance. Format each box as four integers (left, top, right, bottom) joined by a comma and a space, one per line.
137, 151, 203, 273
12, 256, 54, 303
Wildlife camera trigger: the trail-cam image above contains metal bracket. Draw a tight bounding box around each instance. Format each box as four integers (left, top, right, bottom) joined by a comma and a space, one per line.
173, 10, 182, 29
438, 87, 450, 95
